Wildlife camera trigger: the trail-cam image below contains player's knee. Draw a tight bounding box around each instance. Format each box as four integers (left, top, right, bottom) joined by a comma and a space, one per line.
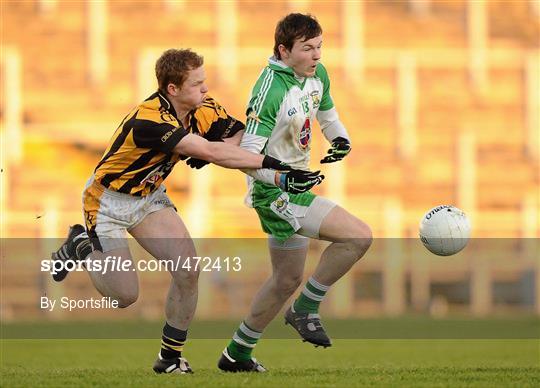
357, 223, 373, 252
185, 268, 200, 283
172, 267, 200, 288
274, 273, 303, 298
184, 269, 200, 288
114, 290, 138, 308
345, 222, 373, 258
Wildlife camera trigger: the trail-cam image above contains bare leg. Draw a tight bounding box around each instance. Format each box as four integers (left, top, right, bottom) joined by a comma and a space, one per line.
313, 205, 372, 285
245, 245, 308, 331
130, 207, 198, 330
244, 206, 372, 330
276, 205, 372, 347
85, 248, 139, 308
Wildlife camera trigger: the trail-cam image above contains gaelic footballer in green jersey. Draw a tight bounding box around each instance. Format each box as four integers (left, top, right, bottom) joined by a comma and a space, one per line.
241, 57, 350, 239
219, 14, 371, 373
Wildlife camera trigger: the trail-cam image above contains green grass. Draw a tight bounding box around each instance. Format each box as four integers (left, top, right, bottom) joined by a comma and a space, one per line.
3, 316, 539, 339
1, 338, 539, 387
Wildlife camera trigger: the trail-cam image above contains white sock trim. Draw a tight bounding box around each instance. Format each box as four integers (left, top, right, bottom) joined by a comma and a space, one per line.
240, 322, 262, 339
301, 288, 325, 301
308, 277, 330, 292
232, 334, 256, 348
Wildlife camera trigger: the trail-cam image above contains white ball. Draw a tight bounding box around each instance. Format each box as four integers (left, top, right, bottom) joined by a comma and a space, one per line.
419, 205, 471, 256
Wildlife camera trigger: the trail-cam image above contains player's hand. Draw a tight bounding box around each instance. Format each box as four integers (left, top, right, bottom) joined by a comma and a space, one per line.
186, 157, 210, 169
262, 155, 293, 171
186, 138, 224, 169
320, 137, 351, 164
279, 169, 325, 194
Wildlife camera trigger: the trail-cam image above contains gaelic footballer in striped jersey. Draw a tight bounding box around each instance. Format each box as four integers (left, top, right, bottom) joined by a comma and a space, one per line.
50, 48, 323, 376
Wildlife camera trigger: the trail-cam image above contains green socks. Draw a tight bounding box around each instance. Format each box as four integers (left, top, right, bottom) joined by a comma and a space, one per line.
226, 321, 262, 361
293, 276, 329, 313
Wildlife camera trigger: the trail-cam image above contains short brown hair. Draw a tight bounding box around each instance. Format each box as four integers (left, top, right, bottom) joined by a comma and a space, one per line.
155, 49, 204, 93
273, 13, 322, 59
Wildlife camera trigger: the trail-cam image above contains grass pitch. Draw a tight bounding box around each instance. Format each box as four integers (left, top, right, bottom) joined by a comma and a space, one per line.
2, 338, 539, 387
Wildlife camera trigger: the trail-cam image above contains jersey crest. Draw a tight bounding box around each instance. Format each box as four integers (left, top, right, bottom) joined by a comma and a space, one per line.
297, 118, 312, 150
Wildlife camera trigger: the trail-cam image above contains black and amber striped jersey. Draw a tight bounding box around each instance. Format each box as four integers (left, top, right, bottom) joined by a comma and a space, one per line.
189, 96, 244, 141
93, 92, 244, 197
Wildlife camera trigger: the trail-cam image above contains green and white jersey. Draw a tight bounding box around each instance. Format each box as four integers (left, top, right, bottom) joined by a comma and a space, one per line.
244, 57, 334, 168
241, 57, 341, 208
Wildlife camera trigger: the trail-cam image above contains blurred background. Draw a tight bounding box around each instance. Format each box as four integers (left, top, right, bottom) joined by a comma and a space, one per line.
1, 0, 539, 324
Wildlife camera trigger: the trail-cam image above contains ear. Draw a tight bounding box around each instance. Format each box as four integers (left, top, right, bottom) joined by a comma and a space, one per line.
278, 44, 289, 60
167, 83, 179, 96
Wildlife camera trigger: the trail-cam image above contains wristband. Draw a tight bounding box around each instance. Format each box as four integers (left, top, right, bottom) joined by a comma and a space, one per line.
279, 173, 287, 190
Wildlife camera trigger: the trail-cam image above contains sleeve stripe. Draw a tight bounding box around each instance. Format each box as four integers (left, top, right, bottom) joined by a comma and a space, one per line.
246, 69, 270, 134
247, 69, 272, 134
246, 69, 274, 135
253, 69, 274, 115
249, 68, 270, 113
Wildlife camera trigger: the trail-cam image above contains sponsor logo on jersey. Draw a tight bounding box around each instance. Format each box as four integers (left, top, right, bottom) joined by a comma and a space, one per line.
288, 107, 298, 116
298, 118, 311, 149
161, 127, 178, 143
160, 112, 176, 122
144, 174, 163, 185
140, 162, 174, 185
221, 118, 236, 138
153, 198, 172, 207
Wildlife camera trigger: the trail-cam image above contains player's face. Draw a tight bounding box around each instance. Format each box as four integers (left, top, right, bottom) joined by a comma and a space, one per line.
281, 34, 322, 77
177, 66, 208, 110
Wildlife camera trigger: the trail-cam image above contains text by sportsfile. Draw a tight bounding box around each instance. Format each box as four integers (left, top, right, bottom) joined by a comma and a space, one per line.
40, 296, 119, 312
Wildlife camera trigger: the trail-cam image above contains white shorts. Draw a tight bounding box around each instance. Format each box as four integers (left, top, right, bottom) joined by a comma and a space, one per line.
297, 196, 337, 239
267, 196, 337, 250
82, 178, 175, 252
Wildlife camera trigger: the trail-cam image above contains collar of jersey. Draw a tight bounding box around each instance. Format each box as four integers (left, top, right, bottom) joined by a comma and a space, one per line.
268, 56, 307, 88
156, 91, 179, 120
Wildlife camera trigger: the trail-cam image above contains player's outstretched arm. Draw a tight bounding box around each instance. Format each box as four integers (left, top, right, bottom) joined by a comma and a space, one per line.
221, 130, 244, 146
237, 132, 325, 193
185, 130, 244, 169
174, 133, 289, 170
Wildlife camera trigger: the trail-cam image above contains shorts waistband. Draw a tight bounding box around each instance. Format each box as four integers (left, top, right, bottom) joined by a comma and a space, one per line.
87, 178, 143, 201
